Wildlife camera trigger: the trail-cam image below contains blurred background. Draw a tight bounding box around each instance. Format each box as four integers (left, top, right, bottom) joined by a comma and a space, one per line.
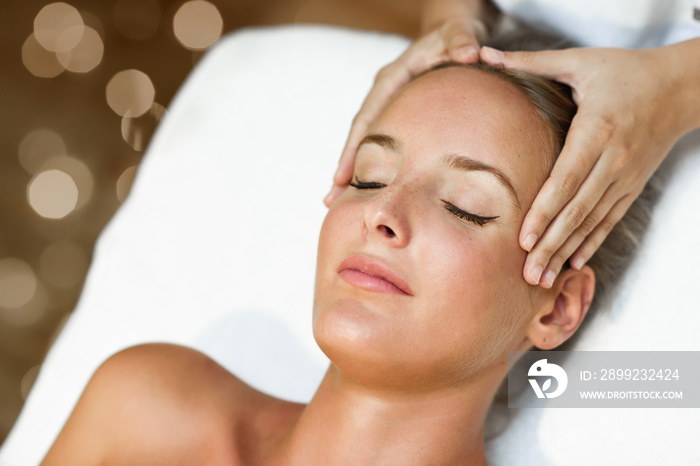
0, 0, 420, 444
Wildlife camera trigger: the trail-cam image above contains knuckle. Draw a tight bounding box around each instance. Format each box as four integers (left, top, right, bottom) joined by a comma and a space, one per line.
556, 173, 580, 199
532, 209, 553, 228
578, 213, 599, 236
564, 203, 587, 230
599, 218, 616, 236
595, 115, 616, 141
449, 32, 470, 48
514, 51, 532, 65
536, 242, 558, 260
547, 253, 566, 272
615, 147, 636, 171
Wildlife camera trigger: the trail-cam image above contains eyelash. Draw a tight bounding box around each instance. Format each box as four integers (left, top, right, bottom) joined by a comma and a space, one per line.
441, 201, 498, 227
349, 176, 499, 227
349, 176, 386, 190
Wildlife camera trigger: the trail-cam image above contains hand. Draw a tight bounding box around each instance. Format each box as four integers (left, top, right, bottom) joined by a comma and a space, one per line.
480, 41, 700, 288
324, 18, 487, 207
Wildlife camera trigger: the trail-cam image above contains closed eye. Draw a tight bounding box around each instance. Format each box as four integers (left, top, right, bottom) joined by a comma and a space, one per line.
349, 176, 386, 190
442, 200, 499, 227
350, 178, 498, 227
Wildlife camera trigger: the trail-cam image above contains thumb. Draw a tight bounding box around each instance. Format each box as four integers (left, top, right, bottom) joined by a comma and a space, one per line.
441, 20, 481, 63
480, 46, 575, 82
447, 31, 480, 63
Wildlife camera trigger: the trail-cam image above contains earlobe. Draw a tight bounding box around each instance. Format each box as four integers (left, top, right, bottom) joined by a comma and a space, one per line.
527, 266, 595, 350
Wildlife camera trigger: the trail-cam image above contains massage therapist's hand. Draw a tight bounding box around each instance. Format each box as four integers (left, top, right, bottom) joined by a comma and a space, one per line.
481, 39, 700, 288
324, 17, 486, 206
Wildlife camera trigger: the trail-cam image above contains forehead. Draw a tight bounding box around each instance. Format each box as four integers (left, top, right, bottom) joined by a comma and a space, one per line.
366, 66, 552, 207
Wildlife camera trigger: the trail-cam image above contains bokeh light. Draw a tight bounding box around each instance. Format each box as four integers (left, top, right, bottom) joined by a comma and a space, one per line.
0, 259, 37, 309
18, 129, 67, 174
116, 165, 139, 203
106, 69, 156, 117
173, 1, 223, 51
56, 26, 104, 73
27, 169, 79, 219
114, 0, 161, 41
120, 102, 166, 151
40, 240, 88, 289
22, 33, 65, 78
39, 156, 94, 210
34, 2, 84, 52
26, 3, 106, 77
0, 286, 48, 327
80, 11, 106, 40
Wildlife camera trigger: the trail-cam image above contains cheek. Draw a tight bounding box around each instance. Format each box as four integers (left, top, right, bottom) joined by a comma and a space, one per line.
313, 201, 359, 319
316, 201, 358, 265
425, 222, 518, 299
419, 221, 530, 357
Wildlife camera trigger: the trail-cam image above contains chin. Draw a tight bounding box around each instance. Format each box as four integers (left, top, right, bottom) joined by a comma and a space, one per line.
313, 297, 488, 391
312, 297, 412, 388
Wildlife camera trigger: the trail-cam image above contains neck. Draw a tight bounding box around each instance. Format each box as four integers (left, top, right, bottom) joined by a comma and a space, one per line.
274, 363, 504, 466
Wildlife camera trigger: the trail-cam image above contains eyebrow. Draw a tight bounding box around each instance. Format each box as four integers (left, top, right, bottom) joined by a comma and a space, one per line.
441, 154, 521, 211
358, 133, 521, 211
357, 133, 404, 155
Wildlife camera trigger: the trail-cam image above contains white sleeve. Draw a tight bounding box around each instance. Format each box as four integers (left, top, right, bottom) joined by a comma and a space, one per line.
492, 0, 700, 47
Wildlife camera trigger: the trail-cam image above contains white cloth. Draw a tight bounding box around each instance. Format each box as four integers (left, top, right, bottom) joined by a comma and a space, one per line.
1, 25, 700, 466
493, 0, 700, 47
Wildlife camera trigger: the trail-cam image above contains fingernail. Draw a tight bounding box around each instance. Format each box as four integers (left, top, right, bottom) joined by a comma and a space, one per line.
482, 46, 504, 61
522, 233, 537, 252
541, 269, 556, 288
572, 256, 585, 270
453, 45, 478, 61
530, 265, 544, 285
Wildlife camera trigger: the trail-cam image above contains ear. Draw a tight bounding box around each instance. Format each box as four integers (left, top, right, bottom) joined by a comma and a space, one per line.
527, 265, 595, 350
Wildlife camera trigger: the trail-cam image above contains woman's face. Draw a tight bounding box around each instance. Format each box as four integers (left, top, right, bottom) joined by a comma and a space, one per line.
314, 67, 553, 390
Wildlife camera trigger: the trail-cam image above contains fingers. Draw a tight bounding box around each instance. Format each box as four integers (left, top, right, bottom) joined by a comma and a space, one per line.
329, 23, 482, 205
525, 185, 635, 288
523, 178, 610, 287
524, 182, 615, 287
332, 33, 442, 192
442, 20, 480, 63
569, 195, 636, 271
519, 115, 606, 252
480, 46, 577, 84
330, 61, 413, 192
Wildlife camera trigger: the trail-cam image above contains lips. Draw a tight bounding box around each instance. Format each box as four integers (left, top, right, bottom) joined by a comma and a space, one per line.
337, 256, 413, 296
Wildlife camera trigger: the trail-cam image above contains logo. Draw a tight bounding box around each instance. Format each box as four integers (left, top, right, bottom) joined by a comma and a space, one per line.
528, 358, 568, 398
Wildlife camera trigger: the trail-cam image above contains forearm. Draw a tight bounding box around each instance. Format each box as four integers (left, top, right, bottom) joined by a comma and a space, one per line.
664, 37, 700, 135
419, 0, 499, 38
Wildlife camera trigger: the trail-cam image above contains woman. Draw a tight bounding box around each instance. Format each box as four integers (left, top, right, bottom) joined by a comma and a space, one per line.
327, 0, 700, 290
41, 59, 653, 464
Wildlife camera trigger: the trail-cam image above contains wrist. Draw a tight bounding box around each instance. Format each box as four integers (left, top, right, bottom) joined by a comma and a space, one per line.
662, 38, 700, 135
419, 0, 498, 38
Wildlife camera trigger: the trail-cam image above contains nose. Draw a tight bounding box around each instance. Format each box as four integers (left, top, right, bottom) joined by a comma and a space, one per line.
362, 186, 412, 248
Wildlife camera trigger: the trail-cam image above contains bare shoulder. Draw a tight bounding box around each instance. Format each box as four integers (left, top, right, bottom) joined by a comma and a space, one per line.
42, 343, 305, 465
